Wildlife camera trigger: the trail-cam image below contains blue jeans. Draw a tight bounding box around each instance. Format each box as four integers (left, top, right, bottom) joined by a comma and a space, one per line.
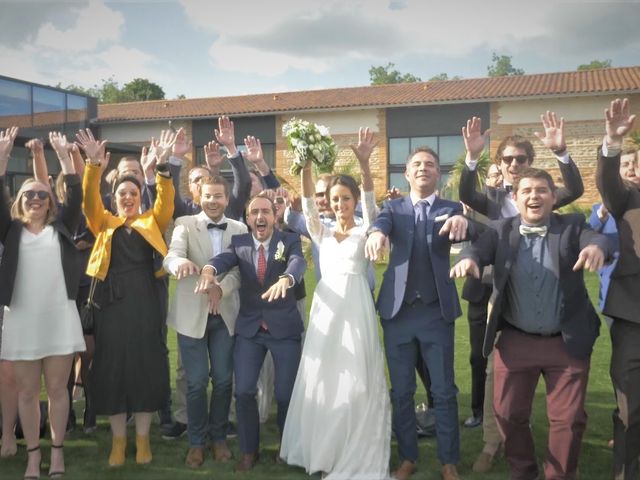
178, 314, 234, 447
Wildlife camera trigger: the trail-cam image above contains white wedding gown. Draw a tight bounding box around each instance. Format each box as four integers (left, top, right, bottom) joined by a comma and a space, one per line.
280, 191, 391, 480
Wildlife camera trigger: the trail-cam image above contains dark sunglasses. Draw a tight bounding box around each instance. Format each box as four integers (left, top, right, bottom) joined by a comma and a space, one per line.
22, 190, 49, 200
501, 155, 529, 165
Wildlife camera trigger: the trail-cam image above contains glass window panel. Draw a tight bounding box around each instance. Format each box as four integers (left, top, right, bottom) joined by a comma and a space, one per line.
66, 94, 87, 126
437, 172, 453, 199
438, 135, 465, 166
389, 172, 409, 194
0, 78, 31, 128
410, 136, 437, 152
389, 138, 410, 165
33, 87, 65, 128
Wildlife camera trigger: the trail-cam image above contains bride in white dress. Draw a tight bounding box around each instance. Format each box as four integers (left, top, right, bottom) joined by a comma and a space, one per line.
280, 128, 390, 480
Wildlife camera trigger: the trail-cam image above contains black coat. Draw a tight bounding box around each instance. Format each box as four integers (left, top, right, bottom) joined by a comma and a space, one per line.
0, 175, 82, 306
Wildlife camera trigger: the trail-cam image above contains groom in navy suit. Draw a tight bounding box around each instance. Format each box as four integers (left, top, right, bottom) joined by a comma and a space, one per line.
366, 147, 474, 480
196, 192, 306, 471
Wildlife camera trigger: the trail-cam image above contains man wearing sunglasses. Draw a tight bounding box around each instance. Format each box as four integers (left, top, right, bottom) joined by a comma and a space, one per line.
458, 111, 584, 473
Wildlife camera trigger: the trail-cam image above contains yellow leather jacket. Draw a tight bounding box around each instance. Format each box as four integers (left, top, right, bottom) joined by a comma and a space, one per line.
82, 163, 174, 280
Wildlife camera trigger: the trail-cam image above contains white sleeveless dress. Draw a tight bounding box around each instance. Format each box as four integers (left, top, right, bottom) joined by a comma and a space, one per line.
280, 191, 391, 480
1, 226, 85, 360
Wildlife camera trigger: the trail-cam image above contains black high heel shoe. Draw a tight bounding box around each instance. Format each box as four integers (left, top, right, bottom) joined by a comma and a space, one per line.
24, 445, 41, 480
48, 444, 64, 478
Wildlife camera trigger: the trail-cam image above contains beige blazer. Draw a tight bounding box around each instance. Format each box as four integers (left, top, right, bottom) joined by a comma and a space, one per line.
164, 211, 248, 338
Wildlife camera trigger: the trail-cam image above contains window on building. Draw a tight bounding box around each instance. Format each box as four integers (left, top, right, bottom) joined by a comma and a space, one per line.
0, 78, 31, 128
66, 94, 88, 130
33, 86, 65, 129
387, 135, 465, 198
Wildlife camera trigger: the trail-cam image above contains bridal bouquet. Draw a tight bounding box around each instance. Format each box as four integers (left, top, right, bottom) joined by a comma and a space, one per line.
282, 118, 337, 175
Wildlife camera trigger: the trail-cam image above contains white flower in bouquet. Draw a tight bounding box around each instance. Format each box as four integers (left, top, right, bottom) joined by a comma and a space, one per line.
282, 118, 337, 175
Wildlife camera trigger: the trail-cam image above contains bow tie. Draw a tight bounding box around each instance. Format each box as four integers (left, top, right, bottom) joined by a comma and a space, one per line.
504, 185, 513, 194
207, 223, 227, 231
519, 224, 547, 237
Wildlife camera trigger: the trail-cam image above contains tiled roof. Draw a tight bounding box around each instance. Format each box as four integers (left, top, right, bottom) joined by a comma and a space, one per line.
96, 66, 640, 123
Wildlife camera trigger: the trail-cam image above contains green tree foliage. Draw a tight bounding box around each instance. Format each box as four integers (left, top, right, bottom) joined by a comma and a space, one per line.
57, 77, 165, 103
120, 78, 165, 101
444, 151, 491, 201
369, 63, 421, 85
428, 73, 462, 81
577, 59, 612, 71
487, 53, 524, 77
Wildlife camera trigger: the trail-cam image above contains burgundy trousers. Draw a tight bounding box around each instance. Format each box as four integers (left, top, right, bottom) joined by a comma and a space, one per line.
493, 328, 590, 480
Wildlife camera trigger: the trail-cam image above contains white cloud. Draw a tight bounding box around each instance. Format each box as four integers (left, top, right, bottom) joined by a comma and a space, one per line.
34, 0, 124, 52
182, 0, 640, 78
180, 0, 553, 76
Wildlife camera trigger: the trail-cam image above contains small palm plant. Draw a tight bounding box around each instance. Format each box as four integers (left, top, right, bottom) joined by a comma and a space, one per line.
443, 151, 492, 201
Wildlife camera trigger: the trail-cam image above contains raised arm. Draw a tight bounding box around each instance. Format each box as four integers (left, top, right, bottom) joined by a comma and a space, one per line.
76, 129, 109, 235
459, 117, 494, 215
533, 111, 584, 207
0, 127, 18, 240
148, 130, 176, 232
0, 126, 18, 177
350, 126, 377, 227
243, 134, 280, 189
596, 98, 637, 217
170, 130, 195, 219
49, 131, 81, 232
25, 138, 48, 184
300, 161, 324, 243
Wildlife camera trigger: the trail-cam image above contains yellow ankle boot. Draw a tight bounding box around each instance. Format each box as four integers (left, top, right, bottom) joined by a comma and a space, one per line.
135, 435, 152, 464
108, 436, 127, 467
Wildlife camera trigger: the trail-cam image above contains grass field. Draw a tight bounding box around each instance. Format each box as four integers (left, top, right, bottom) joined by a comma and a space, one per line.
0, 267, 616, 479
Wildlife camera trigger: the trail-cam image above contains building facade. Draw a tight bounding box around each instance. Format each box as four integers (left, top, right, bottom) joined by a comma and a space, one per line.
0, 75, 97, 193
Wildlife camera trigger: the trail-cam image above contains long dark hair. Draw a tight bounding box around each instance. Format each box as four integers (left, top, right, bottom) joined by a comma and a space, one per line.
325, 174, 360, 203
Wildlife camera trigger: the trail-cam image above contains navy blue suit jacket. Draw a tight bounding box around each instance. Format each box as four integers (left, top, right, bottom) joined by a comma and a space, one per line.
373, 196, 464, 322
210, 229, 306, 340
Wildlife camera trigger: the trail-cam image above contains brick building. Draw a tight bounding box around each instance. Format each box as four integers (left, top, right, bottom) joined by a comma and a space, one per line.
8, 66, 637, 205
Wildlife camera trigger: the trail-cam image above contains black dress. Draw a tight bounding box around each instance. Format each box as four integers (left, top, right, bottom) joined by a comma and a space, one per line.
90, 227, 169, 415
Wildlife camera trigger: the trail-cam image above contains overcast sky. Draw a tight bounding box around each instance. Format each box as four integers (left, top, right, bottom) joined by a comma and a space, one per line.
1, 0, 639, 100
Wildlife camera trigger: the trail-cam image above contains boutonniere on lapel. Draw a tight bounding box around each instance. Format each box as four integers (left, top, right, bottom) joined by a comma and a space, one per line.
274, 241, 286, 262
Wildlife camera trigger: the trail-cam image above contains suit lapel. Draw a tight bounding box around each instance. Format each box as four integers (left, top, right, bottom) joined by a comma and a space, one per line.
264, 230, 281, 281
194, 215, 214, 259
507, 216, 522, 271
398, 196, 415, 248
547, 214, 561, 278
425, 196, 442, 248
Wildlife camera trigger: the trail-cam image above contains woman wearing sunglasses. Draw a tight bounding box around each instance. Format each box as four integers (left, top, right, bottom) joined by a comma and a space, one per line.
0, 127, 85, 479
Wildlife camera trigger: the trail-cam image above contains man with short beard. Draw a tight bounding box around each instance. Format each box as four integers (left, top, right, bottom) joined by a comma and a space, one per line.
195, 193, 306, 472
164, 176, 247, 468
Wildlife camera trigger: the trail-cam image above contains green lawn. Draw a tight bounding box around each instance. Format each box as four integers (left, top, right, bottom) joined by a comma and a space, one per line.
0, 267, 615, 479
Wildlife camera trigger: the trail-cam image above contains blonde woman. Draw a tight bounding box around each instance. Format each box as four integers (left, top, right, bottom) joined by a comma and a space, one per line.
77, 129, 175, 467
0, 127, 85, 479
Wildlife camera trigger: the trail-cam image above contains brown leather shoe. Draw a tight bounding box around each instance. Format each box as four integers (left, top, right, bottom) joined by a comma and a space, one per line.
392, 460, 417, 480
234, 452, 258, 472
211, 441, 232, 463
441, 464, 460, 480
185, 447, 205, 468
472, 452, 495, 473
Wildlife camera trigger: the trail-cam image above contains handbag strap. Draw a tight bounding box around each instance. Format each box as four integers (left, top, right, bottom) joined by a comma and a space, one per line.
87, 276, 98, 304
